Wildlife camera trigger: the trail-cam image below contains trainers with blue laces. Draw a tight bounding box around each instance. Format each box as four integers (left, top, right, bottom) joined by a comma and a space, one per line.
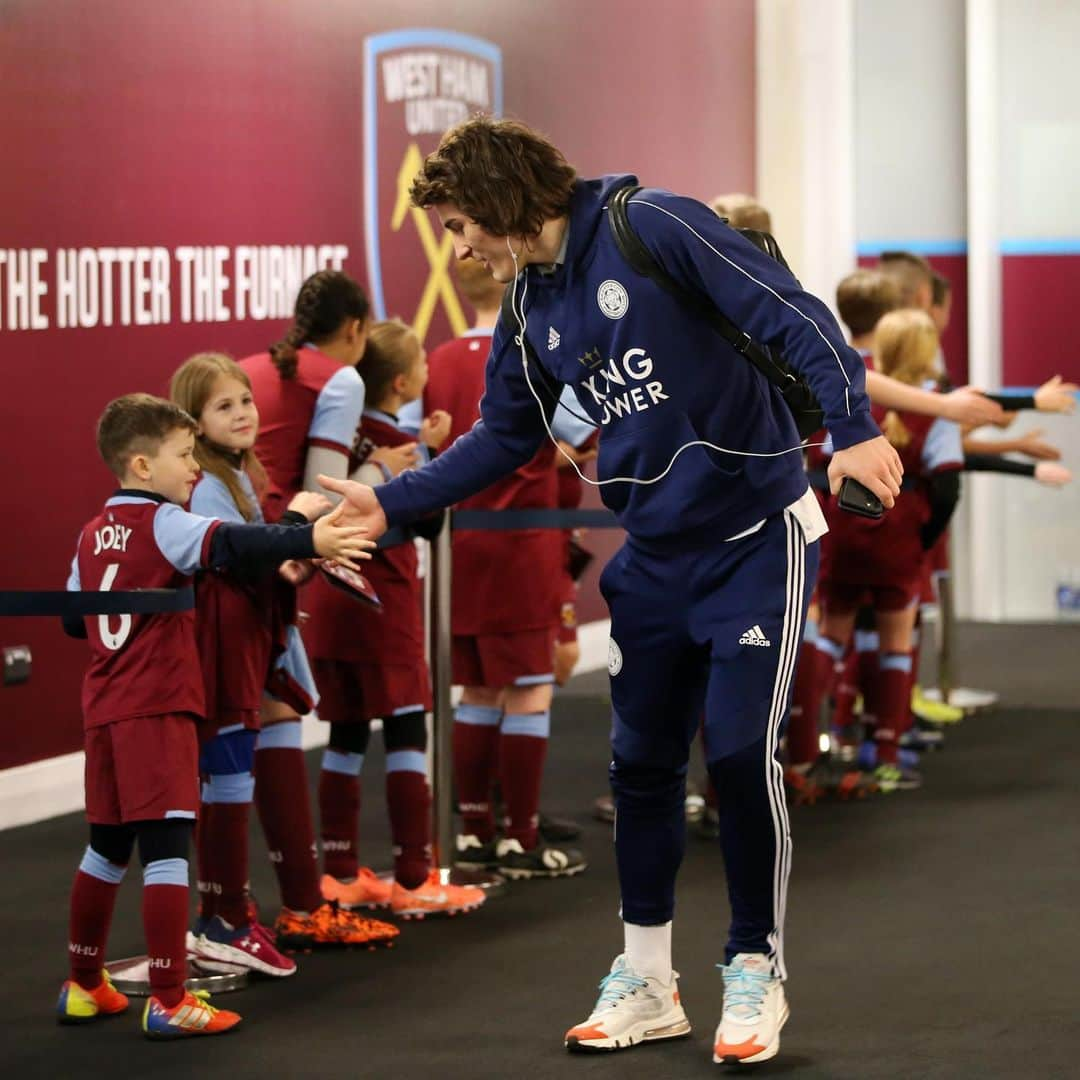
564, 954, 690, 1052
713, 953, 788, 1065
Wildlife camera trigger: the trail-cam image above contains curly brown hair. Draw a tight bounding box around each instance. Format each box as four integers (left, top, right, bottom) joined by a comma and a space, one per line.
409, 116, 577, 237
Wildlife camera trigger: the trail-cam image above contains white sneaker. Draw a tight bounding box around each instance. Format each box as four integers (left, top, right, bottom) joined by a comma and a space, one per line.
713, 953, 789, 1064
564, 954, 691, 1052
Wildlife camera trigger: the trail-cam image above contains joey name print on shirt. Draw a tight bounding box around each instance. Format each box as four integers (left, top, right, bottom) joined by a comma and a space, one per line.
578, 346, 669, 426
93, 523, 132, 556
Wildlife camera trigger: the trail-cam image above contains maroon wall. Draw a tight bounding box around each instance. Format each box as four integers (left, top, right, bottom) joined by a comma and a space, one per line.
1002, 255, 1080, 386
0, 0, 755, 767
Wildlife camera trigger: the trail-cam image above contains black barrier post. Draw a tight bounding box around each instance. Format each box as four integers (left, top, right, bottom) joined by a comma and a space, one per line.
430, 509, 454, 873
429, 511, 504, 894
936, 568, 954, 705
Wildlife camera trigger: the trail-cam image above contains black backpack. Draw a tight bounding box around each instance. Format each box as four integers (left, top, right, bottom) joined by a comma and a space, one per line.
500, 184, 825, 439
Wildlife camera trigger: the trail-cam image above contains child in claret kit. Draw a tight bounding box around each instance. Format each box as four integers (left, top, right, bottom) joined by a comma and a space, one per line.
57, 393, 372, 1038
170, 352, 398, 974
803, 310, 964, 793
308, 319, 486, 918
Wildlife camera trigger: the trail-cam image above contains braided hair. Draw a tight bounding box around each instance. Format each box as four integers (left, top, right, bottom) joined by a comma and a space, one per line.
270, 271, 371, 379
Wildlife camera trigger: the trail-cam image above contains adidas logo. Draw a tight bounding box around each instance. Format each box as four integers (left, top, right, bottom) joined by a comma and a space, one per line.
547, 326, 561, 350
739, 625, 771, 647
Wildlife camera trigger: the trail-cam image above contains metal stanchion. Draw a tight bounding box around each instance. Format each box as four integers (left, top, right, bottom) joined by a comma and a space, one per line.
430, 511, 504, 895
925, 567, 1000, 713
936, 569, 954, 705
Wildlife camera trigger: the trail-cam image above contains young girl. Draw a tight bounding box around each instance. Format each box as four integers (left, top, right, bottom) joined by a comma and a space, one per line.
171, 352, 398, 958
306, 319, 485, 918
239, 271, 413, 947
797, 309, 964, 792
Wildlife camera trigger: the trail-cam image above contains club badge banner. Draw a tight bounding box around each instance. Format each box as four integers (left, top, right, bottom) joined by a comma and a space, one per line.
364, 29, 503, 345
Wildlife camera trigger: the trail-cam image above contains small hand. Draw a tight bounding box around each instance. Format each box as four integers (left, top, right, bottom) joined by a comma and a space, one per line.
555, 439, 598, 470
1034, 375, 1078, 414
827, 435, 903, 509
311, 501, 376, 570
369, 442, 419, 476
279, 559, 316, 585
317, 474, 389, 541
287, 490, 333, 521
1015, 429, 1062, 461
420, 410, 452, 450
1034, 461, 1072, 487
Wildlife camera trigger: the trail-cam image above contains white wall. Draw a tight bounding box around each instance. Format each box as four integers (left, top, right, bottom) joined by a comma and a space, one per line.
760, 0, 1080, 622
998, 0, 1080, 242
854, 0, 967, 249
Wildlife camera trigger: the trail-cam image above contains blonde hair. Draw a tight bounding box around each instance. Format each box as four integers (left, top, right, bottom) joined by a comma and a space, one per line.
359, 319, 421, 408
872, 309, 940, 449
169, 352, 267, 521
709, 192, 773, 232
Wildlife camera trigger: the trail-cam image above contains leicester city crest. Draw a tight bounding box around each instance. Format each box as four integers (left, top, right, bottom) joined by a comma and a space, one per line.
363, 30, 503, 345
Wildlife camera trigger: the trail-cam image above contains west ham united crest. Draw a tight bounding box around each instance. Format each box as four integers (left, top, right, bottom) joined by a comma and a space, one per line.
364, 30, 503, 346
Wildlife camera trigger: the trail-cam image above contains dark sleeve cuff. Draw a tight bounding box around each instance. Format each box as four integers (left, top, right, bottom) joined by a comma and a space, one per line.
376, 481, 411, 528
826, 412, 882, 451
963, 454, 1036, 477
983, 393, 1036, 410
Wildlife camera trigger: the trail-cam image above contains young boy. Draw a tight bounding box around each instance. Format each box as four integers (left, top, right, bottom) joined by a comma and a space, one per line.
58, 393, 371, 1039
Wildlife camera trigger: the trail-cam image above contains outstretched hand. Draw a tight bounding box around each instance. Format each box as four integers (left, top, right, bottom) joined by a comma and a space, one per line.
827, 435, 903, 509
1015, 429, 1062, 461
311, 501, 376, 570
1035, 462, 1072, 487
1034, 375, 1078, 414
317, 474, 389, 541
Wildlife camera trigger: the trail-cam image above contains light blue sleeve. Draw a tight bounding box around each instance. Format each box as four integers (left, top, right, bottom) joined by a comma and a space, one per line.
270, 624, 319, 708
153, 503, 217, 575
921, 417, 964, 472
551, 385, 599, 447
397, 398, 423, 436
308, 366, 365, 451
190, 474, 246, 524
66, 540, 81, 591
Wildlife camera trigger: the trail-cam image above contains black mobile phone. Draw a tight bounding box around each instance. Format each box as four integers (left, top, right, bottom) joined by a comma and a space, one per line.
837, 477, 885, 519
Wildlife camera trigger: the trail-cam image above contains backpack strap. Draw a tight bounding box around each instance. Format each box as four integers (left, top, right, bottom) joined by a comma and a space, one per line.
607, 185, 799, 393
